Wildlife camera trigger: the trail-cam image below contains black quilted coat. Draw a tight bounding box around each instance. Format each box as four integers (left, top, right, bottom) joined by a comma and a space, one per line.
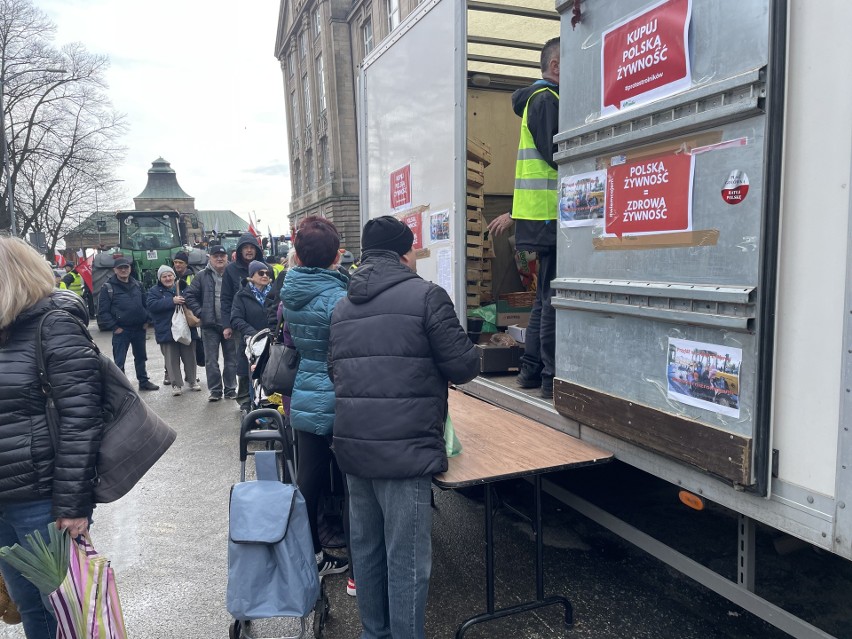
0, 291, 102, 517
329, 250, 481, 479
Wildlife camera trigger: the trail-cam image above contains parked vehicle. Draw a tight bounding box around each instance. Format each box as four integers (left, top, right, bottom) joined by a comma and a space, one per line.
356, 1, 849, 636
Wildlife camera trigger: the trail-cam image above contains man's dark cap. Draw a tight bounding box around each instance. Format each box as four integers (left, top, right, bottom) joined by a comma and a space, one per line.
113, 256, 132, 268
361, 216, 414, 256
209, 244, 227, 255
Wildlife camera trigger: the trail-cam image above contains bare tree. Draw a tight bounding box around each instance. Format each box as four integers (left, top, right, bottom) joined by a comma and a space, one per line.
0, 0, 126, 251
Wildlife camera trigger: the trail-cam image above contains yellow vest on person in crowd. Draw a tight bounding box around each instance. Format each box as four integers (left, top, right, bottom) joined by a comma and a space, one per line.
67, 271, 85, 297
271, 263, 285, 278
512, 86, 559, 221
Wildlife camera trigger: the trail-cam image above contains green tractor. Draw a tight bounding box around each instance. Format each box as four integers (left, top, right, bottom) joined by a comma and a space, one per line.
91, 210, 207, 317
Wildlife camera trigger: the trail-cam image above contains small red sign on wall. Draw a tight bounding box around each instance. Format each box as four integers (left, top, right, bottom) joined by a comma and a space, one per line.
605, 152, 694, 237
401, 211, 423, 250
390, 165, 411, 210
601, 0, 692, 114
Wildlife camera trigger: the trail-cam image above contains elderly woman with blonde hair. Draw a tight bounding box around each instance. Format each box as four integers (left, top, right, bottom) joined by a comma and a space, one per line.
0, 237, 104, 638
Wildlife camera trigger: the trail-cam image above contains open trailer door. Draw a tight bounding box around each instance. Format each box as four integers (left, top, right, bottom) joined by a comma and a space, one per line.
358, 0, 468, 311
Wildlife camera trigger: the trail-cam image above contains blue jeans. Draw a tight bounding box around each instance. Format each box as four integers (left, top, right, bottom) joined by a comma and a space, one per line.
347, 475, 433, 639
112, 327, 150, 383
0, 500, 57, 639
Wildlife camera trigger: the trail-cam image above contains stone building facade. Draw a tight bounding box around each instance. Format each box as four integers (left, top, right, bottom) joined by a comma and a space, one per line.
275, 0, 420, 254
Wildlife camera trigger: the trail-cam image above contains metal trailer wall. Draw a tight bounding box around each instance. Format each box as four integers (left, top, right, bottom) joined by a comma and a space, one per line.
550, 0, 852, 562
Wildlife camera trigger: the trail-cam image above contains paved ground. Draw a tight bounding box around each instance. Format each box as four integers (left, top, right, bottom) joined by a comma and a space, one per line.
2, 324, 851, 638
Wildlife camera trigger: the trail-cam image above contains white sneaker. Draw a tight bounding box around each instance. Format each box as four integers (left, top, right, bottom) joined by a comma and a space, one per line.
188, 381, 202, 392
172, 386, 182, 396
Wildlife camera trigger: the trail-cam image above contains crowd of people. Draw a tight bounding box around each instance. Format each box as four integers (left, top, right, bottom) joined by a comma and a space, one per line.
0, 210, 480, 639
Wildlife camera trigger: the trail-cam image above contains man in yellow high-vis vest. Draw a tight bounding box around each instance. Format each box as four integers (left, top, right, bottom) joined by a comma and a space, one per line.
61, 264, 85, 297
489, 37, 560, 400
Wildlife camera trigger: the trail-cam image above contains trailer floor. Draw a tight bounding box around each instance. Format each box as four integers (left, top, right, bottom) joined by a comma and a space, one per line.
470, 371, 852, 639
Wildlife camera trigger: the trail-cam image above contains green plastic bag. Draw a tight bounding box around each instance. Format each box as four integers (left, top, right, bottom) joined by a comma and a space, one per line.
444, 414, 462, 457
468, 304, 497, 334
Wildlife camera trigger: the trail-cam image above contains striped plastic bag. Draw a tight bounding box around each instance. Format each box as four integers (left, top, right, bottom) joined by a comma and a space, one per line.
49, 536, 127, 639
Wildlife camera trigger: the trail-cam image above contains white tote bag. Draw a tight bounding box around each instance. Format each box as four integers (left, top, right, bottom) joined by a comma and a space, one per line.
171, 306, 192, 345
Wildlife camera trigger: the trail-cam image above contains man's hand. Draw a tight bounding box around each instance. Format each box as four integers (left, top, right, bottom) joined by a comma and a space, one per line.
114, 327, 124, 335
223, 328, 232, 339
487, 212, 513, 237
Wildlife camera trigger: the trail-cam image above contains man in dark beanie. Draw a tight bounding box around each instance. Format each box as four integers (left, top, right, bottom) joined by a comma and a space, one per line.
329, 215, 480, 638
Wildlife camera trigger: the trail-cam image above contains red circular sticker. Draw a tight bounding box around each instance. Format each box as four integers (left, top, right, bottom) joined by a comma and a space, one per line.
722, 170, 749, 205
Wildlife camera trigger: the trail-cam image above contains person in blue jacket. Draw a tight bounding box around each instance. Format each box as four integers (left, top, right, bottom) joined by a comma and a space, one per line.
281, 216, 350, 581
97, 255, 158, 391
146, 265, 200, 396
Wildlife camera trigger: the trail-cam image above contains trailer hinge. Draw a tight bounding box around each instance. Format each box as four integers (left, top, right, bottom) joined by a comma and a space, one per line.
771, 449, 779, 478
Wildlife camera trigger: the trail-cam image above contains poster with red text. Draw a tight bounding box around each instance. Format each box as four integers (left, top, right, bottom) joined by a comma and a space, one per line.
390, 164, 411, 210
604, 152, 694, 238
400, 210, 423, 250
601, 0, 692, 116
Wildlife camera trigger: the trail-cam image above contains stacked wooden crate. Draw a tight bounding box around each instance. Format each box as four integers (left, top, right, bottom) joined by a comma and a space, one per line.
466, 137, 494, 309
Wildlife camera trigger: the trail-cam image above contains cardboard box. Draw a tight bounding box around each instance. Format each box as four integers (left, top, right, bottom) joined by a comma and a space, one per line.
496, 300, 532, 327
476, 343, 523, 373
506, 323, 527, 344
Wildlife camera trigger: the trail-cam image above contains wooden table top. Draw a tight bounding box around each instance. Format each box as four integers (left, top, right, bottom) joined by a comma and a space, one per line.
434, 389, 613, 488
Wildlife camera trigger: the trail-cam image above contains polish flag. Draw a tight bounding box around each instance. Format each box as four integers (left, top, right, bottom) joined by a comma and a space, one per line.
54, 251, 66, 267
247, 214, 260, 241
75, 255, 94, 292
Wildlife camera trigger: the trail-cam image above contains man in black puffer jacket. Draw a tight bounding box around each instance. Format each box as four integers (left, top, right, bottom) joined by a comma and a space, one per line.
221, 233, 263, 407
329, 216, 480, 639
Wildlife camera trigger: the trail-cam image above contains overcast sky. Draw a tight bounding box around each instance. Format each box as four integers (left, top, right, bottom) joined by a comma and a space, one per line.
39, 0, 292, 233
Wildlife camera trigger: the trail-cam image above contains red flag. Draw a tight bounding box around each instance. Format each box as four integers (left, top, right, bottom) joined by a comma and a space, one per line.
54, 251, 66, 267
75, 256, 94, 292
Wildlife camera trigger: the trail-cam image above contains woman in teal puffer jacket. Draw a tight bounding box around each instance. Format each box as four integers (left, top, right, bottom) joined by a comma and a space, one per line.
281, 216, 350, 580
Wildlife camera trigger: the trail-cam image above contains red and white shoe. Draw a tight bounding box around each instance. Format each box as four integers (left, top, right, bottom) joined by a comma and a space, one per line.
346, 577, 356, 597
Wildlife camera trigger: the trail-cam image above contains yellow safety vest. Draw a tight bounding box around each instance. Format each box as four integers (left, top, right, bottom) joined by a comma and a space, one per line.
512, 86, 559, 220
272, 263, 285, 278
67, 271, 85, 297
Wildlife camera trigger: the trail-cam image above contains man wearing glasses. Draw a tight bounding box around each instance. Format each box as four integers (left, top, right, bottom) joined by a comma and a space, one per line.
96, 256, 159, 391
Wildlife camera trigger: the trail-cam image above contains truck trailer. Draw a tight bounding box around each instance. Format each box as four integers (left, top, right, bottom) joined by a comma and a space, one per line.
356, 0, 852, 636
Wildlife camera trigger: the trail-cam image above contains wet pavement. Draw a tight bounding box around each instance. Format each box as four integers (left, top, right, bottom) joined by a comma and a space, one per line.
2, 324, 850, 638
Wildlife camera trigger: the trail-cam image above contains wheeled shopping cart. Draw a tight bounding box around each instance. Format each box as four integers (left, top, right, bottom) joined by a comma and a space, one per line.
227, 416, 329, 639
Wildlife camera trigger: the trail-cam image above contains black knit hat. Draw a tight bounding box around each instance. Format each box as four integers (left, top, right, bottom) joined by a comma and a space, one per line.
361, 216, 414, 256
173, 251, 189, 263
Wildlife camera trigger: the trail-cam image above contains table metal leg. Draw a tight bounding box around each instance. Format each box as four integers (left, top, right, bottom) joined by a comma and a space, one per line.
455, 477, 573, 638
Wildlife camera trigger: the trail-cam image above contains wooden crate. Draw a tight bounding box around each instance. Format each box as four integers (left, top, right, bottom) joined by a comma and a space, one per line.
466, 136, 492, 166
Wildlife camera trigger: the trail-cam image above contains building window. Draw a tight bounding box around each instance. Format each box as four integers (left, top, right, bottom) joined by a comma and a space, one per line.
287, 52, 295, 77
290, 90, 300, 132
313, 8, 321, 38
293, 160, 301, 197
306, 150, 315, 191
387, 0, 400, 32
315, 54, 326, 113
319, 136, 329, 182
302, 73, 312, 127
299, 31, 307, 58
362, 18, 373, 56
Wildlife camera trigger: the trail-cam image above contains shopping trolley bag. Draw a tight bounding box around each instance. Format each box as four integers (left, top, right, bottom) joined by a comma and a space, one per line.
226, 451, 320, 620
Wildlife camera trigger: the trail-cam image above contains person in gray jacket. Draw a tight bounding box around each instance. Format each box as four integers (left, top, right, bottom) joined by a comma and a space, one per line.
185, 244, 236, 401
329, 215, 480, 639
